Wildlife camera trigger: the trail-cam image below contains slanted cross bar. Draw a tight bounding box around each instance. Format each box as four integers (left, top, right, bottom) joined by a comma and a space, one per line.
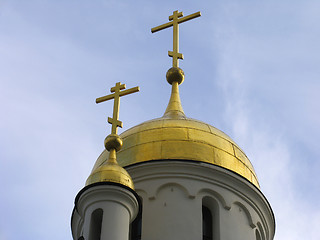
151, 10, 201, 67
96, 82, 139, 134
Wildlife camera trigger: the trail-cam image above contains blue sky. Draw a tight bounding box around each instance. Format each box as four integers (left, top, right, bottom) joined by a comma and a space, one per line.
1, 1, 319, 239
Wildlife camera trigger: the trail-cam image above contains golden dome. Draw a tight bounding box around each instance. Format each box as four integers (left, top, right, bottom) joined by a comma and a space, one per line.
91, 116, 259, 188
89, 68, 259, 189
86, 134, 135, 190
86, 160, 135, 190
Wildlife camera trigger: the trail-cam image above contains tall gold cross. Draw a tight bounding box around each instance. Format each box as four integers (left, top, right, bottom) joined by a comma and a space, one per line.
96, 82, 139, 134
151, 10, 201, 68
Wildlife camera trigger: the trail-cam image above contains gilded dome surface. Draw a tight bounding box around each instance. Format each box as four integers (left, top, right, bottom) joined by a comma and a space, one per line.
86, 161, 135, 189
91, 117, 260, 188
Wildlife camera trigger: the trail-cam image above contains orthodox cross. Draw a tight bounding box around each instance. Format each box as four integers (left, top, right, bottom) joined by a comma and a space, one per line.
96, 82, 139, 134
151, 10, 201, 68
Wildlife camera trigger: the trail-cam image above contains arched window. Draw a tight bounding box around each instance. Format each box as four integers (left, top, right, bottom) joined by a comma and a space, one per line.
202, 196, 220, 240
202, 206, 213, 240
89, 208, 103, 240
130, 197, 142, 240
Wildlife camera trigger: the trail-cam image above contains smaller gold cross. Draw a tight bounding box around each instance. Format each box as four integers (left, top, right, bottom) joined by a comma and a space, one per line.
151, 10, 201, 67
96, 82, 139, 134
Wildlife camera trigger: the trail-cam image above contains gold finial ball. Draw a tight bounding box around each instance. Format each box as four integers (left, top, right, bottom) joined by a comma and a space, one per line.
104, 134, 123, 151
166, 67, 185, 85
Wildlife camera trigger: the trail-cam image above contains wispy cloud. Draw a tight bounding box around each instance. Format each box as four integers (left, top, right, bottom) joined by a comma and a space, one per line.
1, 1, 319, 240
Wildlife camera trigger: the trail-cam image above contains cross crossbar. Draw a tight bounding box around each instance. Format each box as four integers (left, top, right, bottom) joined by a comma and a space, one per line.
96, 86, 140, 103
151, 10, 201, 68
151, 11, 201, 33
96, 82, 139, 134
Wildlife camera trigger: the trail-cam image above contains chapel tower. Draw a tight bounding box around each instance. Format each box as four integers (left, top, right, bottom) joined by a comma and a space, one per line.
71, 10, 275, 240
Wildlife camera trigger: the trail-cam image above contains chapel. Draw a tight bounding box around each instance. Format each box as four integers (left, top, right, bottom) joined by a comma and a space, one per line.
71, 10, 275, 240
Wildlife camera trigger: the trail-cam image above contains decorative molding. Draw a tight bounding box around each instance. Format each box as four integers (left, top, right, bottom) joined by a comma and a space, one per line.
233, 201, 256, 228
127, 161, 275, 239
153, 182, 193, 199
257, 222, 266, 240
198, 188, 231, 210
